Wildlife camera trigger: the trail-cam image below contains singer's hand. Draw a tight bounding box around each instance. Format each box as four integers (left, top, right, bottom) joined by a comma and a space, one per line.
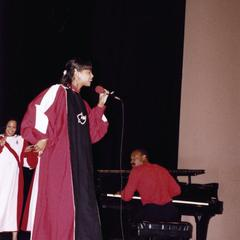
33, 139, 48, 154
97, 89, 109, 108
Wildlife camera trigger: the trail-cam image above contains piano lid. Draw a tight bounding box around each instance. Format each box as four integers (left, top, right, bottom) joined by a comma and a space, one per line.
97, 169, 205, 184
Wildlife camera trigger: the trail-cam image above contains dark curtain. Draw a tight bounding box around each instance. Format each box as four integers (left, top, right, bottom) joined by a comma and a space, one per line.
1, 0, 186, 169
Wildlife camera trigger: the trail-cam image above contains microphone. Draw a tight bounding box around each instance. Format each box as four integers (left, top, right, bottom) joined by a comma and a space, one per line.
95, 85, 121, 101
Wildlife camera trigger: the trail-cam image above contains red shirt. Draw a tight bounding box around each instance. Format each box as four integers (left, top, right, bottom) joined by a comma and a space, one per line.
121, 163, 181, 205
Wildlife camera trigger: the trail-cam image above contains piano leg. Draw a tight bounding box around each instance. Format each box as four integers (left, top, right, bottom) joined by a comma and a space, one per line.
194, 214, 212, 240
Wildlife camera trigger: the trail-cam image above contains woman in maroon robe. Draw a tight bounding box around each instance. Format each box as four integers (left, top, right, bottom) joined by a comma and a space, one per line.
20, 58, 109, 240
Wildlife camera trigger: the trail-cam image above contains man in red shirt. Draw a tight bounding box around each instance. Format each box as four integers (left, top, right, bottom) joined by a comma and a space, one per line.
120, 148, 181, 222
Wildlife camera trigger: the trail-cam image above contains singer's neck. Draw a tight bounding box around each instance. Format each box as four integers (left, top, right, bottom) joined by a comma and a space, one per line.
70, 81, 83, 93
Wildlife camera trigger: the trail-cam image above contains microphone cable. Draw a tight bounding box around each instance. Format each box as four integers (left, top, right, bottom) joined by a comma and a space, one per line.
118, 98, 125, 240
95, 85, 126, 239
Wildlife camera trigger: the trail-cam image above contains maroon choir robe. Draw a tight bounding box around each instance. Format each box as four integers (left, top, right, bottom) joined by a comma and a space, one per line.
20, 84, 109, 240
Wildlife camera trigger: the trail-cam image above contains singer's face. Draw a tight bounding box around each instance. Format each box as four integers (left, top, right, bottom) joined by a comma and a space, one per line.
77, 69, 94, 87
130, 151, 145, 168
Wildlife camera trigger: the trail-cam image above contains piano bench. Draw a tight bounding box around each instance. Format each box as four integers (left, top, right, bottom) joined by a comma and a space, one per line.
136, 221, 193, 240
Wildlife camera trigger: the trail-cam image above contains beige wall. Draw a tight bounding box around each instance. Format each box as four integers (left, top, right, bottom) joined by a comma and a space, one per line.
178, 0, 240, 239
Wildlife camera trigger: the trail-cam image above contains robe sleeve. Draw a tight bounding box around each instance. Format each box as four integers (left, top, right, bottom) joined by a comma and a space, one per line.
20, 84, 64, 146
84, 100, 109, 144
23, 150, 38, 169
20, 139, 38, 169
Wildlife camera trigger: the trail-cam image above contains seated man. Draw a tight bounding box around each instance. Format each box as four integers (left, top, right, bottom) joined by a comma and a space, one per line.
120, 148, 181, 223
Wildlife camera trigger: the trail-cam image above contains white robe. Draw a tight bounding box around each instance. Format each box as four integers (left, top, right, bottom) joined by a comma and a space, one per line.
0, 135, 24, 232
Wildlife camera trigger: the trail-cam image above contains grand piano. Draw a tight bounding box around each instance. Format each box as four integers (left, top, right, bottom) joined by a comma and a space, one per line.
95, 169, 223, 240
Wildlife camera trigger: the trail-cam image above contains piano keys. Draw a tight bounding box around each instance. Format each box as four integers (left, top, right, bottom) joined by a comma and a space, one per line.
95, 169, 223, 240
106, 193, 210, 206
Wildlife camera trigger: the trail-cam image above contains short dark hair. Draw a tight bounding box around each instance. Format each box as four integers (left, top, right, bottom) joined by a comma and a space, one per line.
132, 148, 149, 159
60, 58, 92, 87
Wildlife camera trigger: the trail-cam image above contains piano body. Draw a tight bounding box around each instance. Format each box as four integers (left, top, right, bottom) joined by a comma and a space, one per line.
96, 169, 223, 240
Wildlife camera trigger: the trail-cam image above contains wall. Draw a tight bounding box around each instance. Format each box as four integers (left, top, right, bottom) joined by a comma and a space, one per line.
178, 0, 240, 239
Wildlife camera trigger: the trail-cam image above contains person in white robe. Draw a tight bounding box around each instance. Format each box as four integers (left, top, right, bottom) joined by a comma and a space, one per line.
0, 119, 37, 240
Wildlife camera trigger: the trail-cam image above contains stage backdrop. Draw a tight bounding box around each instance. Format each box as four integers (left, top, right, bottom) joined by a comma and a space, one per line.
0, 0, 186, 170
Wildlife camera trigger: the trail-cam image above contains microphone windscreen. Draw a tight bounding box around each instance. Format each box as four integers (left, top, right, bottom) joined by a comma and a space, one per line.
95, 85, 105, 94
